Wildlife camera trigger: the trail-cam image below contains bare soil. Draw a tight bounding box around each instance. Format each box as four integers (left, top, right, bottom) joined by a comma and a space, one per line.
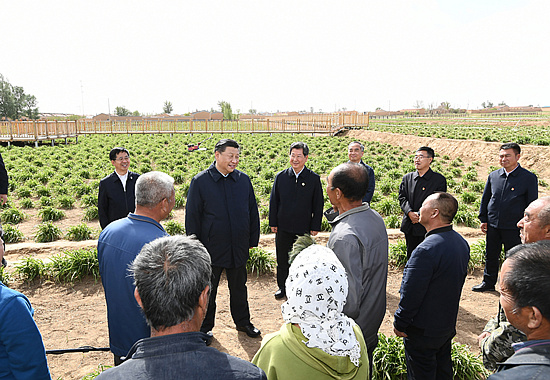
4, 130, 550, 379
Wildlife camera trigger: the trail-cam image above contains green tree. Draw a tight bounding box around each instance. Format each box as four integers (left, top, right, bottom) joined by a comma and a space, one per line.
163, 101, 173, 114
0, 74, 39, 120
218, 100, 235, 120
249, 109, 257, 114
481, 101, 494, 109
115, 106, 131, 116
132, 110, 141, 117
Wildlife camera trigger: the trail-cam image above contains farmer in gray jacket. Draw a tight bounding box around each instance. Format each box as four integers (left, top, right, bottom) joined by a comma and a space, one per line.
325, 162, 389, 378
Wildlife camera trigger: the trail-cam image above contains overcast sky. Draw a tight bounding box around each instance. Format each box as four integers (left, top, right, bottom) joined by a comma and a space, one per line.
1, 0, 548, 116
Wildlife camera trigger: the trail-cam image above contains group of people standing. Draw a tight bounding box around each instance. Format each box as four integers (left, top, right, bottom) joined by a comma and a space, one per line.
0, 136, 548, 379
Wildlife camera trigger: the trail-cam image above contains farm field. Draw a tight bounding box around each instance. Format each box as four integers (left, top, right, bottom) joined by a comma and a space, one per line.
2, 129, 550, 379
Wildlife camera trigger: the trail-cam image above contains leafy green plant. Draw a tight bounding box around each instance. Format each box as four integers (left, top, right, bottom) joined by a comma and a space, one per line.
1, 208, 26, 224
389, 239, 408, 268
57, 195, 75, 209
260, 219, 272, 234
66, 223, 96, 241
38, 206, 65, 222
81, 194, 98, 207
164, 220, 185, 235
49, 248, 100, 282
2, 224, 24, 243
0, 266, 10, 285
247, 247, 276, 276
83, 206, 99, 221
15, 186, 32, 198
39, 196, 53, 207
81, 364, 111, 380
34, 221, 62, 242
15, 256, 46, 283
384, 215, 401, 229
19, 198, 34, 209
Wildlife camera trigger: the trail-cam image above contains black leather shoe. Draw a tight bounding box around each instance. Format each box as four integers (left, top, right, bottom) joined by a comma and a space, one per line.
274, 289, 286, 300
236, 324, 261, 338
472, 282, 495, 292
203, 331, 213, 346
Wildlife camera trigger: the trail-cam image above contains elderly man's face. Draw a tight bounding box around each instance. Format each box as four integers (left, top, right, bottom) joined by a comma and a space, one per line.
499, 148, 520, 172
499, 259, 531, 335
518, 200, 550, 244
418, 195, 436, 227
348, 143, 364, 164
289, 148, 307, 173
215, 147, 239, 175
326, 172, 338, 207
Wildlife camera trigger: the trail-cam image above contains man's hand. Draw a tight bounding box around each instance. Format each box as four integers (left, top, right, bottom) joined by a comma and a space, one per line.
310, 231, 319, 236
477, 331, 490, 346
408, 211, 419, 224
0, 194, 7, 206
270, 227, 278, 233
394, 327, 408, 338
480, 222, 488, 234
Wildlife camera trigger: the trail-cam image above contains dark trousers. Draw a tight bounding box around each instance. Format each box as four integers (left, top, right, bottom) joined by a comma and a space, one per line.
483, 226, 521, 286
201, 264, 251, 331
404, 333, 454, 380
275, 230, 299, 291
405, 233, 425, 260
366, 338, 378, 380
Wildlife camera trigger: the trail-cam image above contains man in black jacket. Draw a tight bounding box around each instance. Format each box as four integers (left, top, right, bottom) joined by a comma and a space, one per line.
185, 139, 261, 342
398, 146, 447, 259
98, 147, 140, 229
269, 142, 323, 299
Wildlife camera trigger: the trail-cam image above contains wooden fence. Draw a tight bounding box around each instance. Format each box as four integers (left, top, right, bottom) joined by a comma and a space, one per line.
0, 113, 370, 144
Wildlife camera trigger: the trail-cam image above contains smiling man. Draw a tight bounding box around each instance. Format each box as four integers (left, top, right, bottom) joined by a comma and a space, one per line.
268, 142, 323, 300
98, 147, 140, 229
347, 141, 375, 203
473, 143, 538, 292
398, 146, 447, 259
185, 139, 261, 344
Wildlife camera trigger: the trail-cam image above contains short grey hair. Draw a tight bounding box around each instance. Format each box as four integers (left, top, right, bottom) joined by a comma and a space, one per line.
131, 235, 212, 331
135, 171, 175, 208
537, 196, 550, 227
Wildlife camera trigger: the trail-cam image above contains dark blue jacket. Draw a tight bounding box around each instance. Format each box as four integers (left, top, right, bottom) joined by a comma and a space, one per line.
95, 332, 267, 380
185, 163, 260, 268
479, 165, 538, 229
98, 171, 140, 229
269, 167, 323, 234
394, 226, 469, 337
489, 340, 550, 379
399, 168, 447, 236
0, 154, 8, 195
356, 160, 376, 203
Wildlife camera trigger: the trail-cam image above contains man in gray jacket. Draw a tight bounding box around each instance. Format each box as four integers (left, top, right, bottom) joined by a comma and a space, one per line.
326, 163, 389, 377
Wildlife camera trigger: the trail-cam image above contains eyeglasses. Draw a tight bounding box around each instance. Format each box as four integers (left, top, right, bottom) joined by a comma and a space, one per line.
414, 155, 428, 160
115, 156, 130, 162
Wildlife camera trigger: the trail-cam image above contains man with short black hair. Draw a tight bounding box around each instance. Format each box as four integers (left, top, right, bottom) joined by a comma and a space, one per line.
347, 141, 376, 203
98, 171, 175, 365
399, 146, 447, 259
394, 192, 470, 380
96, 235, 267, 380
487, 242, 550, 379
269, 141, 323, 300
98, 147, 140, 229
326, 162, 388, 377
473, 142, 538, 292
186, 139, 261, 343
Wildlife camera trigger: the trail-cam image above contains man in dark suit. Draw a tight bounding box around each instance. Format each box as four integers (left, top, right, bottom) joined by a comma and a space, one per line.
473, 142, 538, 292
398, 146, 447, 259
394, 192, 470, 379
98, 147, 140, 229
269, 142, 324, 300
185, 139, 261, 343
347, 141, 376, 203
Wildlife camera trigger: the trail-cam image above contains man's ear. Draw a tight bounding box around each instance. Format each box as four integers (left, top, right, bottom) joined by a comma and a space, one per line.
199, 285, 210, 311
542, 224, 550, 240
134, 288, 143, 309
527, 306, 544, 330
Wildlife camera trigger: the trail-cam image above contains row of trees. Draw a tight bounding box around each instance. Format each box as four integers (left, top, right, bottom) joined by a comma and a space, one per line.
0, 74, 39, 120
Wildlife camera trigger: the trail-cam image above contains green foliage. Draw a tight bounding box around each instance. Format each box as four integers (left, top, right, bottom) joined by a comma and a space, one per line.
247, 247, 276, 276
81, 194, 98, 207
2, 224, 24, 243
15, 256, 46, 283
372, 334, 489, 379
1, 208, 26, 224
34, 221, 62, 242
0, 266, 10, 285
15, 186, 31, 198
164, 220, 185, 235
384, 215, 401, 229
260, 219, 272, 234
57, 195, 75, 209
81, 365, 111, 380
38, 206, 65, 222
0, 73, 40, 119
49, 249, 100, 282
39, 196, 53, 207
83, 206, 99, 221
389, 239, 408, 268
66, 223, 96, 241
